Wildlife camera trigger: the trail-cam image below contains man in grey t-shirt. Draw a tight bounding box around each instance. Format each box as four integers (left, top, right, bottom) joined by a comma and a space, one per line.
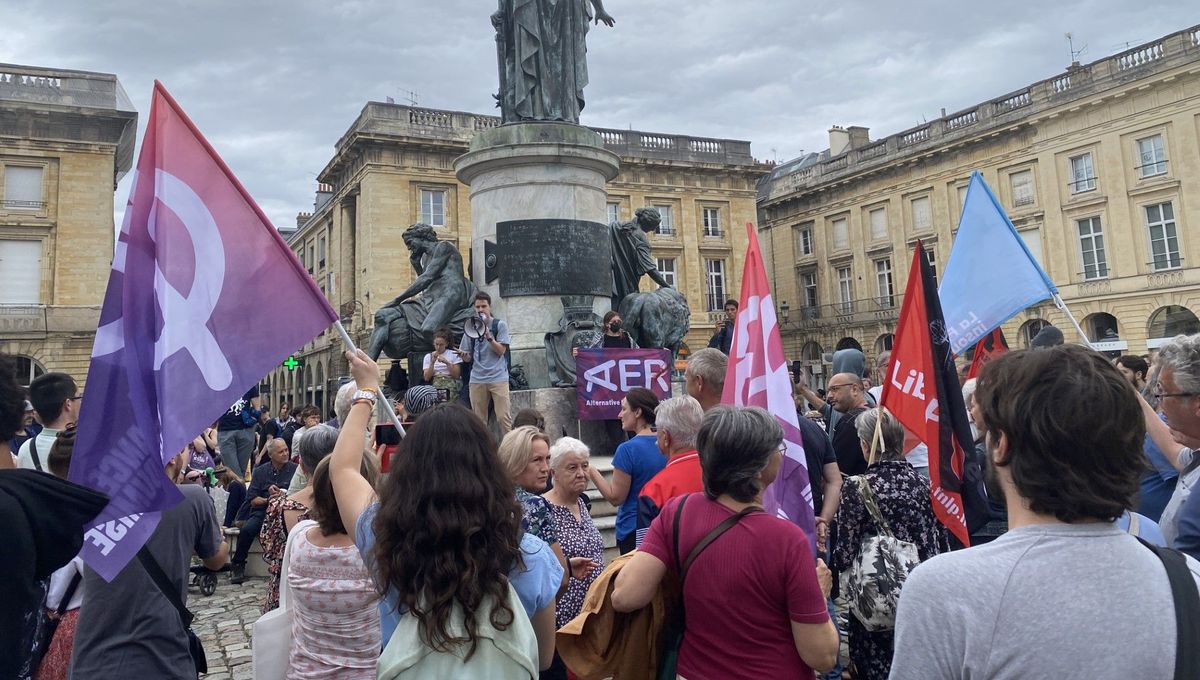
890, 345, 1200, 680
459, 291, 513, 433
71, 451, 228, 679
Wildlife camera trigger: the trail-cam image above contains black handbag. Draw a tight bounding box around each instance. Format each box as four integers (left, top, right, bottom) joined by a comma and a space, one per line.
137, 547, 207, 675
29, 570, 82, 672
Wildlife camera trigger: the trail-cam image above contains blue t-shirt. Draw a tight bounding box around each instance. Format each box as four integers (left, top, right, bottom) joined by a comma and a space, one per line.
612, 434, 667, 539
354, 502, 562, 645
462, 318, 511, 384
1115, 510, 1166, 547
1138, 423, 1179, 522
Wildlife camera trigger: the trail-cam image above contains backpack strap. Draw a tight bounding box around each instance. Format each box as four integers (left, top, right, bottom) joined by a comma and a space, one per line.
29, 436, 43, 472
137, 546, 195, 629
670, 494, 689, 571
852, 475, 895, 538
1136, 538, 1199, 680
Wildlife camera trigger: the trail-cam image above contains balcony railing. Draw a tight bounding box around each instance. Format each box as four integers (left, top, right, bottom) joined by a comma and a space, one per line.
780, 295, 904, 330
1, 199, 46, 210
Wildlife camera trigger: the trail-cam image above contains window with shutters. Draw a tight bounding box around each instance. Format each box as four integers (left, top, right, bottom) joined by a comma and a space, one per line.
869, 208, 888, 240
831, 217, 849, 250
0, 239, 43, 303
3, 166, 44, 210
1010, 170, 1035, 207
911, 196, 932, 231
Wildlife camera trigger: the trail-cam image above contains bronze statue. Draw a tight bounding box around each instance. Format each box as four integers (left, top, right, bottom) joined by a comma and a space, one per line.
608, 208, 690, 357
492, 0, 615, 124
367, 224, 478, 361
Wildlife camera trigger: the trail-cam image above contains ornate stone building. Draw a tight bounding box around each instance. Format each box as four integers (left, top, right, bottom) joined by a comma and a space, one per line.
758, 26, 1200, 390
268, 103, 767, 411
0, 64, 136, 387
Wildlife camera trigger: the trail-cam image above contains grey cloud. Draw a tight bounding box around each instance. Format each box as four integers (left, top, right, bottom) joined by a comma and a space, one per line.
0, 0, 1195, 227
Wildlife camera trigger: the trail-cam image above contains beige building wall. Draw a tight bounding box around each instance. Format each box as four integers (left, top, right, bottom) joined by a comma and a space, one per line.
268, 104, 768, 410
758, 26, 1200, 389
0, 65, 136, 387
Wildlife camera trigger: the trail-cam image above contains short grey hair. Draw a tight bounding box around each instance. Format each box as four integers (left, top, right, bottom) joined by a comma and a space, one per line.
549, 436, 589, 469
696, 406, 782, 503
655, 396, 704, 449
297, 424, 338, 474
875, 350, 891, 369
1157, 334, 1200, 394
961, 378, 978, 405
855, 408, 906, 462
334, 380, 378, 430
686, 348, 727, 390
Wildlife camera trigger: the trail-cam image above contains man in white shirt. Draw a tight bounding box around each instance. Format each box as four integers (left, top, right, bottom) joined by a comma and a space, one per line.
17, 372, 80, 472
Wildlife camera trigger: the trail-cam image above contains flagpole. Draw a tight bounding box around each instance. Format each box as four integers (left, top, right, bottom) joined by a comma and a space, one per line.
334, 320, 406, 438
1051, 293, 1093, 349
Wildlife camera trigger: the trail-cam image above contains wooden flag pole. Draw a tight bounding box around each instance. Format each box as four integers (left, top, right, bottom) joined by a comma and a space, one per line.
334, 320, 406, 439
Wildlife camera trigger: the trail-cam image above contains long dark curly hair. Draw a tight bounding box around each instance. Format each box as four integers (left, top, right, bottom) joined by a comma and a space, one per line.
372, 403, 524, 657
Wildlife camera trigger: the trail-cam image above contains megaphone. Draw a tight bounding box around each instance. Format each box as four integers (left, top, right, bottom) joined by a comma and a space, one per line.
463, 313, 487, 340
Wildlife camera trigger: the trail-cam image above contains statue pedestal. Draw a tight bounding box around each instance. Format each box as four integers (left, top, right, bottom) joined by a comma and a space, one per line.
455, 122, 620, 389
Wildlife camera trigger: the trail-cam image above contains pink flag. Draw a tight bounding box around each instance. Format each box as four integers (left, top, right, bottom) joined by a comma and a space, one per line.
69, 82, 339, 580
722, 223, 816, 547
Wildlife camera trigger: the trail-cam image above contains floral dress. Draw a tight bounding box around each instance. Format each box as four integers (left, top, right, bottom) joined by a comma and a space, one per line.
832, 459, 947, 680
516, 487, 559, 545
260, 494, 311, 613
546, 497, 605, 628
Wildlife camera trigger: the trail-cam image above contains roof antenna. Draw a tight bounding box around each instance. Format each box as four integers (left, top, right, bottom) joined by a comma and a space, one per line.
1065, 33, 1087, 66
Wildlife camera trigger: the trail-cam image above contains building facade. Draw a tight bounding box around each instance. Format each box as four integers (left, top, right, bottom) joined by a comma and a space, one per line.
267, 103, 767, 412
758, 26, 1200, 390
0, 64, 136, 387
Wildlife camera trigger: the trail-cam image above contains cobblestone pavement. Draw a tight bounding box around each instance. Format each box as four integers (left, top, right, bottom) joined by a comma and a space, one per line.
191, 575, 267, 680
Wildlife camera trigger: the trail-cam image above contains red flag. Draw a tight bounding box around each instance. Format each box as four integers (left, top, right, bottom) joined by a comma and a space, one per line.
881, 241, 985, 546
966, 328, 1009, 380
722, 223, 815, 546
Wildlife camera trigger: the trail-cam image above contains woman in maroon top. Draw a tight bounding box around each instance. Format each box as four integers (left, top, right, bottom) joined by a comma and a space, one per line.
610, 406, 839, 679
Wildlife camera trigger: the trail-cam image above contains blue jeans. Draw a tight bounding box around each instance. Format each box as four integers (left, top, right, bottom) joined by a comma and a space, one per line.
822, 597, 843, 680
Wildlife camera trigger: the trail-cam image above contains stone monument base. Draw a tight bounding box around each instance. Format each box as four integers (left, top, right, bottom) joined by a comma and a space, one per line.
455, 122, 621, 391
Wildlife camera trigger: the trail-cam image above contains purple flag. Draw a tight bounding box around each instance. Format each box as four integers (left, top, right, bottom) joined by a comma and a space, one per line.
575, 348, 672, 420
69, 82, 339, 580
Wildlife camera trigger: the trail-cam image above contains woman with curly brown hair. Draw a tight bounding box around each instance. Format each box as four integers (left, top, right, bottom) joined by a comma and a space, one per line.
329, 349, 562, 677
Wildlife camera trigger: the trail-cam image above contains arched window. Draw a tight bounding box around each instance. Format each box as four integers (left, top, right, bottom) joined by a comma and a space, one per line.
1084, 312, 1120, 343
835, 337, 862, 352
314, 363, 327, 417
874, 333, 895, 355
1147, 305, 1200, 349
799, 341, 826, 392
1020, 319, 1050, 349
13, 355, 46, 387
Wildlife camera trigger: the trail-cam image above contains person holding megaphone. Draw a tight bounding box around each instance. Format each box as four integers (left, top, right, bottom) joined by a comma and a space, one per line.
457, 291, 513, 433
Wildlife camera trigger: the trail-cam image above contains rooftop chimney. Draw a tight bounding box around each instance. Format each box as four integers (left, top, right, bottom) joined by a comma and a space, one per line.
846, 126, 870, 150
828, 126, 850, 156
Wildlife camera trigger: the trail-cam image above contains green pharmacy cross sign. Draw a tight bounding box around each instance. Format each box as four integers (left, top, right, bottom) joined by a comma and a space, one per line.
283, 355, 302, 371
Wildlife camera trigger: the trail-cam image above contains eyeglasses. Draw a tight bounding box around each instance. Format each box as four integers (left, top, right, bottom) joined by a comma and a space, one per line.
1153, 383, 1199, 400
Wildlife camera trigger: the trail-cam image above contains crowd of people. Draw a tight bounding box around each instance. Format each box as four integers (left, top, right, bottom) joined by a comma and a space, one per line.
3, 325, 1200, 679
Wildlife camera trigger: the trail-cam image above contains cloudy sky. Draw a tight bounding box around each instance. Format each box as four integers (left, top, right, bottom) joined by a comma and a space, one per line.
3, 1, 1196, 230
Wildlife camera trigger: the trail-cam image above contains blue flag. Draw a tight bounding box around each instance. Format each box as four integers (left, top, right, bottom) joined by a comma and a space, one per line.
939, 171, 1057, 354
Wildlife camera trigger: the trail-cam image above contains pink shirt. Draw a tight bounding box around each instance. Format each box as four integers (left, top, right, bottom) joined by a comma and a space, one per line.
640, 494, 829, 680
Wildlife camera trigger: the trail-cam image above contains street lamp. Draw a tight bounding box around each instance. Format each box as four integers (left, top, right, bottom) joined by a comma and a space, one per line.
779, 300, 791, 325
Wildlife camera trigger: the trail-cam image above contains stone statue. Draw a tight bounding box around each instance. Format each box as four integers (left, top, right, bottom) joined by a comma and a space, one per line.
492, 0, 615, 124
367, 223, 478, 361
609, 207, 690, 357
